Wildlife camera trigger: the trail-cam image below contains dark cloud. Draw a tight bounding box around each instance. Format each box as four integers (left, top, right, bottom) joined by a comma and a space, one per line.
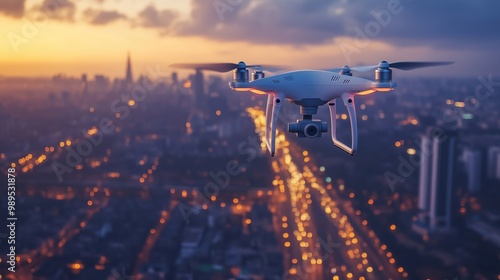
84, 8, 127, 25
167, 0, 500, 50
135, 5, 178, 29
35, 0, 77, 22
0, 0, 25, 18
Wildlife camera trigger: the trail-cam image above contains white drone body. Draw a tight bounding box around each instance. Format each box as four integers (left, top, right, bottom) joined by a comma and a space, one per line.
171, 60, 452, 156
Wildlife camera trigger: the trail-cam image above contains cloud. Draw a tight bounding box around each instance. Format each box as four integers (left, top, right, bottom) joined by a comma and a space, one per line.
84, 8, 127, 25
34, 0, 77, 22
166, 0, 500, 50
174, 0, 343, 44
135, 5, 178, 29
0, 0, 25, 18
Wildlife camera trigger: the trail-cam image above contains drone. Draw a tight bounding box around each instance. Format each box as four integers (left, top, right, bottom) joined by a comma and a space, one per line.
170, 61, 453, 156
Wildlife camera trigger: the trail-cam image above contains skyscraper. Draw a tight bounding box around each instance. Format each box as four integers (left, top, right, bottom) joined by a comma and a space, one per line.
418, 136, 432, 214
81, 74, 88, 99
417, 128, 458, 233
193, 69, 205, 103
496, 153, 500, 180
126, 52, 133, 85
171, 72, 178, 85
487, 146, 500, 179
463, 148, 482, 193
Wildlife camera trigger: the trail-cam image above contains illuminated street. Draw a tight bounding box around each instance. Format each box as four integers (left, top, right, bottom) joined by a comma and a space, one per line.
248, 107, 405, 280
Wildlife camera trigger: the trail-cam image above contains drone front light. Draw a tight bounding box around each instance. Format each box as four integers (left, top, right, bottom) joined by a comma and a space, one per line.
357, 87, 393, 96
233, 88, 249, 92
374, 88, 393, 92
232, 87, 267, 95
250, 89, 267, 95
356, 89, 376, 96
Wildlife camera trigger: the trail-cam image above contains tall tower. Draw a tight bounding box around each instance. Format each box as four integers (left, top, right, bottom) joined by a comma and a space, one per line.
463, 148, 481, 193
417, 128, 457, 233
193, 69, 205, 103
81, 74, 88, 107
126, 52, 133, 85
418, 136, 432, 215
487, 146, 500, 179
429, 130, 457, 232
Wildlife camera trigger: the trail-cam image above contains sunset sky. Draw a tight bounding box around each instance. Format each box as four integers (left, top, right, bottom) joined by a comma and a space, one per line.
1, 0, 499, 78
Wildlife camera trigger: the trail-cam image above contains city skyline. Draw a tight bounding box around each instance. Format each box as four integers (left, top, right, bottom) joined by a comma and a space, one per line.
1, 1, 500, 77
1, 60, 500, 278
1, 1, 500, 279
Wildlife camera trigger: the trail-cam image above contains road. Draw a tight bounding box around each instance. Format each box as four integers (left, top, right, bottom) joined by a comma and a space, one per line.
14, 196, 109, 280
247, 107, 406, 280
132, 201, 177, 277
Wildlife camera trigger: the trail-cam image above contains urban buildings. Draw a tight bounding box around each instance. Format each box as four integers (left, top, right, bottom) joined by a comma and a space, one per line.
415, 128, 458, 234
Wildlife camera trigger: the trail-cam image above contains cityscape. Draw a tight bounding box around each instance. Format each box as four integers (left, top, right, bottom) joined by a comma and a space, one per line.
1, 1, 500, 280
1, 53, 499, 279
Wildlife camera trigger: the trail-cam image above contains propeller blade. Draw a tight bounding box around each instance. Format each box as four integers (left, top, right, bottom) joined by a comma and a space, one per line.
325, 61, 453, 72
169, 63, 238, 73
170, 62, 286, 73
247, 65, 286, 72
389, 61, 454, 70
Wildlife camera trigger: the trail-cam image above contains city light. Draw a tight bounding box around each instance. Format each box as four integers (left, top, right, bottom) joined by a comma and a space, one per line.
406, 148, 416, 155
7, 65, 493, 280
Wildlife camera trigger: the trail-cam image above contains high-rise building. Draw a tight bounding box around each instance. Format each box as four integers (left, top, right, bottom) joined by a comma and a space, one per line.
193, 69, 205, 103
94, 75, 109, 92
463, 148, 481, 193
81, 74, 88, 105
496, 153, 500, 180
416, 128, 457, 233
418, 136, 432, 213
487, 146, 500, 179
172, 72, 178, 85
126, 52, 133, 85
171, 72, 179, 95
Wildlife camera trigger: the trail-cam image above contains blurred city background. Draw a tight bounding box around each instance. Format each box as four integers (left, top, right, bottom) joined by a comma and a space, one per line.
1, 1, 500, 280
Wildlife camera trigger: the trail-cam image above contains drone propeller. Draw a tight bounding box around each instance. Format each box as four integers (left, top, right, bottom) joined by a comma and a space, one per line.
386, 61, 454, 70
169, 62, 284, 73
326, 61, 454, 72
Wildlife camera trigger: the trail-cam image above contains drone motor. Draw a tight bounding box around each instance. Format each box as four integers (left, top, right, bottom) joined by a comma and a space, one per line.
375, 61, 392, 83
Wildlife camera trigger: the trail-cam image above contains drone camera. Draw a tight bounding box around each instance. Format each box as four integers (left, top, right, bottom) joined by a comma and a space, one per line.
288, 119, 328, 138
